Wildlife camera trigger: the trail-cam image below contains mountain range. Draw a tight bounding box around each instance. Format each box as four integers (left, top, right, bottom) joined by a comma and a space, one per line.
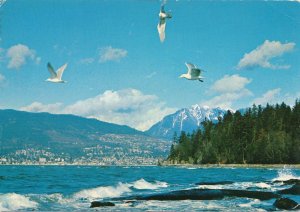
0, 109, 170, 165
146, 105, 228, 139
0, 105, 228, 164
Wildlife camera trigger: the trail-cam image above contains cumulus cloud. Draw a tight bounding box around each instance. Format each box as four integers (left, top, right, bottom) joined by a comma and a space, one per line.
252, 88, 281, 106
237, 40, 295, 70
211, 74, 252, 93
20, 102, 63, 113
20, 89, 175, 131
201, 74, 252, 109
99, 46, 127, 63
6, 44, 40, 69
252, 88, 300, 106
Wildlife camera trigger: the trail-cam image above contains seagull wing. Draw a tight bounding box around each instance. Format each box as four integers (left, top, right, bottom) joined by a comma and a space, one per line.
47, 63, 57, 79
185, 63, 196, 74
191, 68, 201, 77
157, 19, 166, 42
56, 63, 68, 80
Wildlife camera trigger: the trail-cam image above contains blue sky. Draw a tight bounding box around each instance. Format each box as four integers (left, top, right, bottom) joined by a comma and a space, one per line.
0, 0, 299, 130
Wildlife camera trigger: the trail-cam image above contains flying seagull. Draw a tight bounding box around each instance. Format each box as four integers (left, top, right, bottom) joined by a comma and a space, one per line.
46, 62, 68, 83
157, 4, 172, 42
179, 63, 204, 82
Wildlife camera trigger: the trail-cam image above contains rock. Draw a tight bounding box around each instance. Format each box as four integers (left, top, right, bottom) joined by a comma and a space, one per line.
136, 189, 225, 201
274, 179, 300, 185
222, 189, 280, 200
278, 184, 300, 195
196, 181, 234, 185
273, 198, 300, 210
132, 188, 279, 201
90, 201, 115, 208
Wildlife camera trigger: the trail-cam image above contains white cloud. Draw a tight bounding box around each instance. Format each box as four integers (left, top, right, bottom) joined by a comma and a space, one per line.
201, 74, 252, 110
282, 92, 300, 106
79, 57, 95, 65
20, 89, 175, 131
202, 89, 252, 110
0, 48, 4, 62
20, 102, 63, 113
0, 73, 5, 86
237, 40, 295, 70
252, 88, 281, 106
6, 44, 40, 69
211, 74, 252, 93
99, 46, 127, 63
252, 88, 300, 106
146, 72, 157, 79
0, 73, 4, 81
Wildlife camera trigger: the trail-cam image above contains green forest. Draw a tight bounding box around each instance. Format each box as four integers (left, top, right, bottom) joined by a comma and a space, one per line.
167, 100, 300, 164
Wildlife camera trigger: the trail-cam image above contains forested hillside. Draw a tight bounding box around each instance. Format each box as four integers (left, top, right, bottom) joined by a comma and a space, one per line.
167, 100, 300, 164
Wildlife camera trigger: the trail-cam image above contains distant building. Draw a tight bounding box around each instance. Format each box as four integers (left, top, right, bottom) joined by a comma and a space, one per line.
39, 158, 47, 163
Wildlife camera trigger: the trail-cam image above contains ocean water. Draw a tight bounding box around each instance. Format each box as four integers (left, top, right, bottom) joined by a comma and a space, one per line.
0, 165, 299, 211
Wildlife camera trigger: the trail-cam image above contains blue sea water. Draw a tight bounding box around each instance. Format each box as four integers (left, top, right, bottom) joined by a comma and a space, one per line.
0, 165, 299, 211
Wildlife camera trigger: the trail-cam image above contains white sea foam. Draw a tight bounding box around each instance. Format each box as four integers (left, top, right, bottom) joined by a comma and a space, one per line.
0, 193, 38, 211
272, 167, 300, 182
197, 184, 224, 189
73, 183, 131, 200
72, 178, 168, 201
132, 178, 168, 190
38, 193, 65, 204
252, 182, 271, 189
238, 199, 260, 208
198, 181, 272, 190
135, 200, 225, 210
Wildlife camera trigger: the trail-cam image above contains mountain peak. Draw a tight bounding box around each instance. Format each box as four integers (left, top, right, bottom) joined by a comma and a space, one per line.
146, 105, 227, 139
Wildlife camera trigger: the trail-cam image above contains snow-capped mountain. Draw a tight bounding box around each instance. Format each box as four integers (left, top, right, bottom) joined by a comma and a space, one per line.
146, 105, 228, 139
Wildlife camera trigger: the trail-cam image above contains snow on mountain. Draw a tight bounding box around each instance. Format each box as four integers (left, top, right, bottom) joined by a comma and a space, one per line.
146, 105, 228, 139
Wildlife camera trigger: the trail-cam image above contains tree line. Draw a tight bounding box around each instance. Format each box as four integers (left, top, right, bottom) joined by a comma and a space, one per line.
168, 100, 300, 164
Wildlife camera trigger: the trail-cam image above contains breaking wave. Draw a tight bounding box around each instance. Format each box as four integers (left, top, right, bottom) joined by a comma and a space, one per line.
272, 167, 300, 182
73, 178, 168, 201
73, 183, 131, 200
0, 193, 38, 211
132, 178, 168, 190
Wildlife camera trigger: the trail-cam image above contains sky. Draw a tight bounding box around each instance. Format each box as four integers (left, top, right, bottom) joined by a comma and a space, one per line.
0, 0, 299, 131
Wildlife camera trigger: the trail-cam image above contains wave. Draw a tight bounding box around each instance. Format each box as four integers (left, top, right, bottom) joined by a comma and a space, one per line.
0, 193, 38, 211
252, 182, 271, 189
37, 193, 65, 204
272, 167, 300, 182
73, 183, 131, 200
238, 199, 261, 208
131, 179, 168, 190
72, 178, 168, 201
197, 182, 272, 191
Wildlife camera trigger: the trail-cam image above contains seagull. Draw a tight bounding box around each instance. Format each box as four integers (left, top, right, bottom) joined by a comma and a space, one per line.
157, 4, 172, 42
179, 63, 204, 82
46, 62, 68, 83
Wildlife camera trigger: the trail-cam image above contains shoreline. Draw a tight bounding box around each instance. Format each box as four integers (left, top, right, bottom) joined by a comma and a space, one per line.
160, 163, 300, 169
0, 163, 300, 168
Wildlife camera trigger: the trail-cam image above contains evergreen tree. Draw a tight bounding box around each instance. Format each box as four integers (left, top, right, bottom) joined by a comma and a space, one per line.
167, 100, 300, 164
